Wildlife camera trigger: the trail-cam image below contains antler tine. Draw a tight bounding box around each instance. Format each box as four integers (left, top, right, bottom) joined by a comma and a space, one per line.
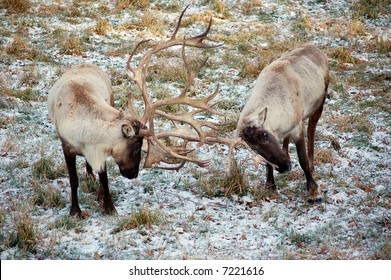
179, 41, 210, 97
157, 160, 186, 171
151, 135, 211, 167
185, 17, 224, 49
171, 4, 190, 40
126, 5, 229, 170
126, 39, 151, 78
193, 18, 219, 45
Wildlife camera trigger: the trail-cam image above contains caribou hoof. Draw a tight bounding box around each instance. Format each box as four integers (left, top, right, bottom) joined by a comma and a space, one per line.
70, 208, 89, 219
103, 206, 117, 216
307, 196, 322, 204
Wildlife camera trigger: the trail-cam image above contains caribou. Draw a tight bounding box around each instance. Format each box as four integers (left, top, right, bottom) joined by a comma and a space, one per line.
48, 64, 146, 216
237, 44, 330, 203
48, 5, 237, 217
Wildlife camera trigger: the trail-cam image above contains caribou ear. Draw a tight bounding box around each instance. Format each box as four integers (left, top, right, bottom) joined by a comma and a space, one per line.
121, 124, 134, 138
258, 107, 267, 125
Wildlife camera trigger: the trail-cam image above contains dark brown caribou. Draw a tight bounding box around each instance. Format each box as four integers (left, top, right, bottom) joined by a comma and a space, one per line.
237, 44, 330, 203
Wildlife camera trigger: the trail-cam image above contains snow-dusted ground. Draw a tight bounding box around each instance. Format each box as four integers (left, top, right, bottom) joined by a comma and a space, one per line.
0, 0, 390, 259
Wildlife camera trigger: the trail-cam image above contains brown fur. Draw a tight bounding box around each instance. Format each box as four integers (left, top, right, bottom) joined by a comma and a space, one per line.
237, 44, 329, 203
48, 64, 144, 217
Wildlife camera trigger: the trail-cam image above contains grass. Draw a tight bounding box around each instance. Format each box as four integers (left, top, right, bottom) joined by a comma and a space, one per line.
234, 38, 301, 78
119, 10, 165, 35
6, 36, 31, 59
221, 159, 248, 197
80, 176, 99, 194
50, 216, 81, 230
0, 0, 31, 13
333, 114, 373, 135
111, 206, 162, 234
351, 0, 390, 19
240, 0, 263, 15
8, 206, 38, 253
116, 0, 150, 10
60, 35, 85, 56
315, 149, 335, 166
367, 36, 391, 54
208, 0, 230, 18
92, 19, 111, 36
31, 153, 67, 181
197, 160, 248, 198
2, 87, 39, 102
32, 183, 66, 209
252, 187, 280, 203
329, 47, 362, 65
291, 11, 314, 36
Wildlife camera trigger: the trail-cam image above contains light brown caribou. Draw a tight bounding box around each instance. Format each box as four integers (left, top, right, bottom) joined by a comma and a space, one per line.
48, 64, 146, 216
48, 5, 235, 217
237, 44, 330, 203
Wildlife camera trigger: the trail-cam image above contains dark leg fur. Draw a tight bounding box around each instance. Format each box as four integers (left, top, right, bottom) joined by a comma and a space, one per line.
86, 161, 95, 180
264, 139, 290, 192
97, 163, 117, 215
265, 163, 276, 191
283, 137, 290, 161
62, 146, 82, 217
307, 99, 325, 172
294, 135, 321, 203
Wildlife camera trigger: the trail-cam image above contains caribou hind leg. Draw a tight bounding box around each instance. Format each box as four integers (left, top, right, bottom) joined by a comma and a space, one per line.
282, 136, 291, 162
307, 99, 325, 172
62, 145, 83, 217
294, 133, 322, 203
86, 161, 95, 180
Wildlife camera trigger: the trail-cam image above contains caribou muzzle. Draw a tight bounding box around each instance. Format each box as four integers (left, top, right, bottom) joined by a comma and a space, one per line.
240, 125, 291, 173
276, 161, 291, 173
120, 166, 140, 179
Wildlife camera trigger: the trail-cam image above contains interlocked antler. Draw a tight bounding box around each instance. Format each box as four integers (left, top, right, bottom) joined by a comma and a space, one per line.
126, 5, 265, 171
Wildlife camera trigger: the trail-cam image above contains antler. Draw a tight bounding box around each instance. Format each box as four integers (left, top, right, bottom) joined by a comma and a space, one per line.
126, 5, 264, 171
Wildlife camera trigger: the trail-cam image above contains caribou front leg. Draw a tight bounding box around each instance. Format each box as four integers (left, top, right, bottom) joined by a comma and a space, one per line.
265, 163, 276, 191
294, 135, 322, 203
97, 163, 117, 215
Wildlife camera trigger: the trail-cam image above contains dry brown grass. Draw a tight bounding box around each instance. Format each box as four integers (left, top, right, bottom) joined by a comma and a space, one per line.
92, 19, 112, 36
239, 0, 263, 15
351, 0, 390, 19
333, 114, 373, 135
181, 10, 216, 27
60, 35, 84, 56
209, 0, 230, 18
111, 206, 162, 234
116, 0, 150, 10
366, 36, 391, 54
222, 159, 248, 197
32, 182, 66, 209
0, 0, 31, 13
328, 47, 362, 65
315, 149, 334, 166
8, 204, 38, 253
6, 36, 30, 58
118, 11, 165, 36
